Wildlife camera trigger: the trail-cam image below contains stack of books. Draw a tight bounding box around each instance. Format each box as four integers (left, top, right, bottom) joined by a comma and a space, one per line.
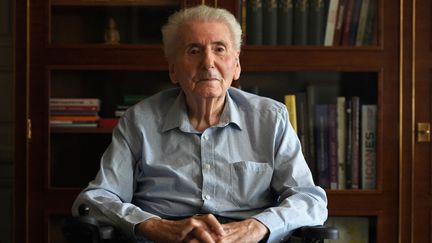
49, 98, 101, 127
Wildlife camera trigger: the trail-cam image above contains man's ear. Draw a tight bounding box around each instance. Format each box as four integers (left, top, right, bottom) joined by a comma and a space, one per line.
168, 62, 178, 84
233, 54, 241, 81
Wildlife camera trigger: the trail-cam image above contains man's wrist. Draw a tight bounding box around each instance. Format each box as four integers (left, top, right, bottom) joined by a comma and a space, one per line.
135, 217, 163, 236
248, 218, 269, 241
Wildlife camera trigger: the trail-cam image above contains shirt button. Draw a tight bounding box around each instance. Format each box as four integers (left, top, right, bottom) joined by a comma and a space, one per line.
205, 195, 211, 200
204, 164, 211, 170
202, 135, 209, 140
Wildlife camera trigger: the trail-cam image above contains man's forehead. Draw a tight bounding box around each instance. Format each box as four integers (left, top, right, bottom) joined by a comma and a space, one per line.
178, 21, 233, 45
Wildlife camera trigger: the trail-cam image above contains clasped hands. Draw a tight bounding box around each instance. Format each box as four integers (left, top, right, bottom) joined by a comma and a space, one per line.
136, 214, 269, 243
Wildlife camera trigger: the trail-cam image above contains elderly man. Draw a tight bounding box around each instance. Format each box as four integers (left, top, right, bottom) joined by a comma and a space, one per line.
72, 5, 327, 243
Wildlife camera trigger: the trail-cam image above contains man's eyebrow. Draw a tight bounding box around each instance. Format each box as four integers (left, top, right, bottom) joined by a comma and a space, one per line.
212, 41, 228, 46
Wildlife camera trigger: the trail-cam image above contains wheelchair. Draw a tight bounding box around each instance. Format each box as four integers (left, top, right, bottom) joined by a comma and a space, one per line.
63, 204, 338, 243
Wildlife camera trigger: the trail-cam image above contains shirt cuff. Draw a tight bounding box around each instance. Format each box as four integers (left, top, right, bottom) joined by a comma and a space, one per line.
118, 207, 161, 240
253, 212, 287, 243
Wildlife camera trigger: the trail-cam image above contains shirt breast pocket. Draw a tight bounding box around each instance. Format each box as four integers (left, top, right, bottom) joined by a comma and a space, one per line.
229, 161, 273, 207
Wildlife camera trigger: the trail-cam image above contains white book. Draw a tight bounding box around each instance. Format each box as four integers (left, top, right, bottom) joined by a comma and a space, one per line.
361, 105, 377, 189
324, 0, 340, 46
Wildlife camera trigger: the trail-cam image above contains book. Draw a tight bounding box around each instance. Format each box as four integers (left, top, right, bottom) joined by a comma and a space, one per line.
350, 96, 360, 189
284, 94, 298, 133
361, 104, 377, 189
328, 104, 338, 189
308, 0, 326, 45
336, 97, 346, 189
98, 118, 119, 128
293, 0, 309, 45
50, 110, 99, 116
246, 0, 263, 44
355, 0, 370, 45
348, 0, 363, 46
296, 92, 310, 163
315, 104, 329, 188
361, 0, 377, 45
50, 115, 99, 122
263, 0, 278, 45
277, 0, 294, 45
340, 0, 355, 46
49, 121, 98, 127
306, 83, 339, 182
50, 98, 101, 107
49, 105, 99, 112
332, 0, 347, 45
324, 0, 340, 46
345, 98, 353, 188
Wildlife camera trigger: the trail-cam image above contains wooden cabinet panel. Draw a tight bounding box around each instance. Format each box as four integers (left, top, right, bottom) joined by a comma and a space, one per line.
15, 0, 401, 242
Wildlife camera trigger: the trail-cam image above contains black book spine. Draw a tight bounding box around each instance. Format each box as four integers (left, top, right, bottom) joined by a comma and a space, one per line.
246, 0, 263, 44
277, 0, 294, 44
263, 0, 278, 45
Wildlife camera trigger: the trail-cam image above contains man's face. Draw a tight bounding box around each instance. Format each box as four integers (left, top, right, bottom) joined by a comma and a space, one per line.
168, 21, 241, 100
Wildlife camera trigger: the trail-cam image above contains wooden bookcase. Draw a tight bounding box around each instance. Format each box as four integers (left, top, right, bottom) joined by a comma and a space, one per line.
15, 0, 403, 242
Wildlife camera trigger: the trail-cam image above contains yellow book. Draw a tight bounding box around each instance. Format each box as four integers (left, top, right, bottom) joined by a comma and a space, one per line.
284, 94, 298, 133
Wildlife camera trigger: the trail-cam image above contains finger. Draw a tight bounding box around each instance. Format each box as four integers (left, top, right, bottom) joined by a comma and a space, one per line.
178, 216, 216, 241
190, 227, 217, 243
198, 214, 225, 236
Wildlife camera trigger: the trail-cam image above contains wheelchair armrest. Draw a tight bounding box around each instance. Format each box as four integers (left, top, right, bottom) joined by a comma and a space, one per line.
62, 204, 122, 243
291, 225, 339, 240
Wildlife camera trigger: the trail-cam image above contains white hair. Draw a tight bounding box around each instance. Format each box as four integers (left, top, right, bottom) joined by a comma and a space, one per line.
161, 5, 242, 59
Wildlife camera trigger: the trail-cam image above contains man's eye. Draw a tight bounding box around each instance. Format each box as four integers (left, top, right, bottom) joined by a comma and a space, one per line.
188, 47, 200, 55
215, 46, 226, 53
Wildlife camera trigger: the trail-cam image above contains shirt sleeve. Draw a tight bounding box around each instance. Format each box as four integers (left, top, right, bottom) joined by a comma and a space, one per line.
71, 115, 159, 240
252, 105, 328, 243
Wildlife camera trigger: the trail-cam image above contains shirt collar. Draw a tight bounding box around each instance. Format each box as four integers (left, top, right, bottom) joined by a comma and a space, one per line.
161, 88, 243, 133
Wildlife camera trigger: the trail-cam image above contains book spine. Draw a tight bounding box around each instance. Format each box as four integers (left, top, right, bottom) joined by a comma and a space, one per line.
328, 104, 338, 189
50, 115, 100, 122
361, 105, 377, 189
362, 0, 377, 45
308, 0, 325, 45
341, 0, 355, 46
333, 0, 346, 45
324, 0, 340, 46
246, 0, 263, 44
345, 98, 352, 188
348, 0, 363, 46
263, 0, 278, 45
315, 104, 329, 188
296, 92, 310, 163
336, 97, 346, 189
284, 94, 298, 133
294, 0, 309, 45
50, 98, 101, 106
355, 0, 370, 45
50, 110, 99, 116
277, 0, 294, 45
49, 105, 99, 111
350, 96, 360, 189
241, 0, 247, 38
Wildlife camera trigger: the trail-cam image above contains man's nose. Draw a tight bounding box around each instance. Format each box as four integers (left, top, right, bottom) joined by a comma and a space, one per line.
202, 49, 215, 69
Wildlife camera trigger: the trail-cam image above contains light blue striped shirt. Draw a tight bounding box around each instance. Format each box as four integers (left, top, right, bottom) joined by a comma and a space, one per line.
73, 87, 327, 243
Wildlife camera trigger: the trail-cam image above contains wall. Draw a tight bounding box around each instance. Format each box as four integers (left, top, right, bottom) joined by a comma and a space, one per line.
0, 0, 14, 242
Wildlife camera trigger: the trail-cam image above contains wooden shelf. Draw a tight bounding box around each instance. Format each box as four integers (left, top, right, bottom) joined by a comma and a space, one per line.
51, 0, 179, 6
50, 126, 113, 134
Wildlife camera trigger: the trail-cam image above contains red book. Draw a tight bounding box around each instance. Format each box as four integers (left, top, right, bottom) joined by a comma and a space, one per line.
98, 118, 119, 128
